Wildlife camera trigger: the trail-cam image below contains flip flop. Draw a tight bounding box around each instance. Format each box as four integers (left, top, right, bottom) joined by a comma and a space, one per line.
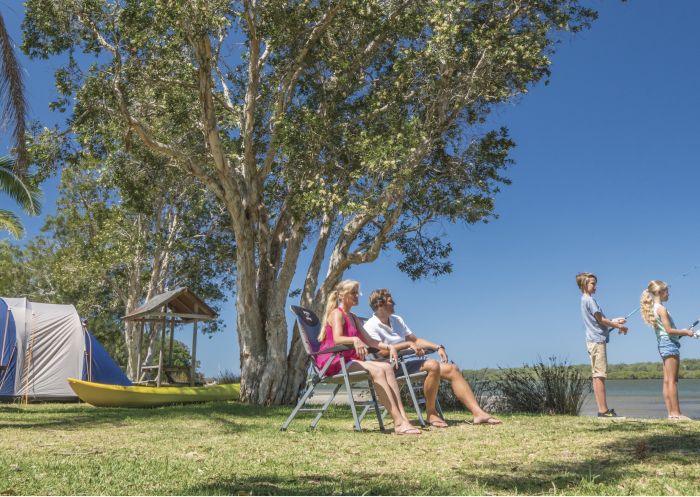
394, 426, 422, 435
473, 417, 502, 425
428, 419, 449, 428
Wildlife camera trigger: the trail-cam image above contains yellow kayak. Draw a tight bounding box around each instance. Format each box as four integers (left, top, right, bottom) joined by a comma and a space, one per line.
68, 378, 240, 407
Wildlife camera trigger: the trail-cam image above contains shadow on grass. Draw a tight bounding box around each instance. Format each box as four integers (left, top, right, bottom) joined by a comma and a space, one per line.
182, 472, 455, 496
0, 401, 282, 431
457, 427, 700, 494
0, 401, 382, 433
187, 419, 700, 495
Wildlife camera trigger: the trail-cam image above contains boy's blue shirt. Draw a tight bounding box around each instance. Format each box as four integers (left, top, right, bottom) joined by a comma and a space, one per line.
581, 294, 610, 343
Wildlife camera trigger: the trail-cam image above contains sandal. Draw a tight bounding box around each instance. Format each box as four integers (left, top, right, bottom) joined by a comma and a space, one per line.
394, 425, 421, 435
668, 415, 692, 421
473, 416, 502, 425
428, 418, 449, 428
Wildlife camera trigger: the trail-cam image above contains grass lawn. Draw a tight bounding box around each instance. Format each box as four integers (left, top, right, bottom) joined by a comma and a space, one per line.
1, 402, 700, 495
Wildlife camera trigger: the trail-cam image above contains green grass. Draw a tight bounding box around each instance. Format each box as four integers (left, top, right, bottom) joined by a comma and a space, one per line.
1, 402, 700, 495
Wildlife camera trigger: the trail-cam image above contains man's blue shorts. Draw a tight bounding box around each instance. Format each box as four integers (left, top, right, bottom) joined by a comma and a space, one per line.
398, 357, 427, 375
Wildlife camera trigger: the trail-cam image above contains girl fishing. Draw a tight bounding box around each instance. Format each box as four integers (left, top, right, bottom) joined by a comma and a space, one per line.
640, 280, 695, 420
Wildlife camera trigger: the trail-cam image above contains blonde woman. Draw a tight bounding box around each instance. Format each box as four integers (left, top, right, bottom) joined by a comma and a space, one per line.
315, 280, 421, 435
640, 280, 694, 420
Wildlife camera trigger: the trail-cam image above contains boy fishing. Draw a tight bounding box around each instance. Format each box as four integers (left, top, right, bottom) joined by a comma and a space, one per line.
576, 272, 628, 418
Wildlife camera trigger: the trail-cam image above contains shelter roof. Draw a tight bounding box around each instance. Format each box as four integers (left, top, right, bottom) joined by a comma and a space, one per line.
122, 287, 217, 322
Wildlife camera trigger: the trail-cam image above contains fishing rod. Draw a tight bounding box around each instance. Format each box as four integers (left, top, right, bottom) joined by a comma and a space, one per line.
606, 308, 637, 342
610, 265, 700, 337
686, 318, 700, 339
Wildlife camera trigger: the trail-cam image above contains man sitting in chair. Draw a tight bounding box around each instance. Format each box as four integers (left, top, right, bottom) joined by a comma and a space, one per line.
363, 288, 501, 427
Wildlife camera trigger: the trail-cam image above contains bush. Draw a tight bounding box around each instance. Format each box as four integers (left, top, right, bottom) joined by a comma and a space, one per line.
495, 357, 590, 415
398, 368, 498, 411
212, 369, 240, 385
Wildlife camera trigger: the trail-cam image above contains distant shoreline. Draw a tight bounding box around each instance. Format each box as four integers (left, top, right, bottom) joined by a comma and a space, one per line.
463, 358, 700, 381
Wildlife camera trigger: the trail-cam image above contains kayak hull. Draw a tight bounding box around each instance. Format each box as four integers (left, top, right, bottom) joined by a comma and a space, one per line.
68, 378, 240, 407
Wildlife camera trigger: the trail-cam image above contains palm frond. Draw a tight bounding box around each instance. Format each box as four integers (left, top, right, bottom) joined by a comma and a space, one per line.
0, 208, 24, 239
0, 156, 41, 215
0, 13, 28, 172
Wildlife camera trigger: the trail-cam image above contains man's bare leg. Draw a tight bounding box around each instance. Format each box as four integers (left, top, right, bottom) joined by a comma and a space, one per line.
419, 360, 447, 426
440, 363, 501, 424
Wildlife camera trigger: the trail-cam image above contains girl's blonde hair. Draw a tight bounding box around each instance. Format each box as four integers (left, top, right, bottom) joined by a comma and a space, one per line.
640, 280, 668, 326
318, 279, 360, 341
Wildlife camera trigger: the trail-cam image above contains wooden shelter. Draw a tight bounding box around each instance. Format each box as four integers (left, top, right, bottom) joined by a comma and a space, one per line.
123, 288, 216, 386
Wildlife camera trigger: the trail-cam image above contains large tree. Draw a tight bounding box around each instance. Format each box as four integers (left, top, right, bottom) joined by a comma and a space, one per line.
23, 0, 596, 404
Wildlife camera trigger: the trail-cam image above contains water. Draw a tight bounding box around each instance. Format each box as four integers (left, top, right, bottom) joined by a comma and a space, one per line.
580, 379, 700, 419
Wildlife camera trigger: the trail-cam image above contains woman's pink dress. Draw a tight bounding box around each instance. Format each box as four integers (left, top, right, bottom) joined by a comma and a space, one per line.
315, 307, 362, 376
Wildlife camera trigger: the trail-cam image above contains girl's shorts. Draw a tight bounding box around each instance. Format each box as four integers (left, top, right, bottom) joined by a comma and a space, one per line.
658, 336, 681, 358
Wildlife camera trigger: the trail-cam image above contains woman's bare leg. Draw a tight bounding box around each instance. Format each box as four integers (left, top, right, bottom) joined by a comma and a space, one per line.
349, 361, 417, 432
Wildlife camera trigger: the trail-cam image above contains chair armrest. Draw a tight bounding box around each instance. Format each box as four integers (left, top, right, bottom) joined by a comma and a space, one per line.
310, 345, 380, 356
392, 347, 438, 361
309, 344, 353, 355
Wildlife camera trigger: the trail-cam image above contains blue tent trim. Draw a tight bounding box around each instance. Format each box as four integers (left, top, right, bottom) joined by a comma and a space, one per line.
83, 330, 132, 386
0, 299, 17, 397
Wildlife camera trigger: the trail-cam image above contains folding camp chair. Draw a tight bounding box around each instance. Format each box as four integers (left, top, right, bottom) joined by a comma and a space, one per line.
388, 346, 445, 426
282, 306, 442, 431
281, 305, 385, 432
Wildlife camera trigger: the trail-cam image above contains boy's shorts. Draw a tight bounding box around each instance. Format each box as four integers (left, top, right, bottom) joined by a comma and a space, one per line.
586, 342, 608, 378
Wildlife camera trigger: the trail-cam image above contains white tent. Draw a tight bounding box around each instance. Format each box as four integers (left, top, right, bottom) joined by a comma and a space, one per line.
0, 298, 130, 400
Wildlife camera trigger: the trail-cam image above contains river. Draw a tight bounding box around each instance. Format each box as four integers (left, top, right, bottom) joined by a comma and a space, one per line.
580, 379, 700, 418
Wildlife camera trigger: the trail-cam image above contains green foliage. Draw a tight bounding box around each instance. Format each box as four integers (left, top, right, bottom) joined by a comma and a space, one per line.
494, 357, 590, 415
20, 0, 598, 279
397, 369, 497, 411
464, 359, 700, 381
0, 156, 41, 238
1, 125, 236, 369
212, 369, 241, 385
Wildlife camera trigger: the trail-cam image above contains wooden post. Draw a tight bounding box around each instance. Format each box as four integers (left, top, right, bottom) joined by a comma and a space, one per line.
157, 312, 166, 387
168, 316, 175, 367
190, 307, 198, 386
136, 321, 144, 381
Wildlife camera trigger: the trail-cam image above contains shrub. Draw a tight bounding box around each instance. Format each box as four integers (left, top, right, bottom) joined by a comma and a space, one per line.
212, 369, 240, 385
495, 357, 590, 415
398, 368, 498, 411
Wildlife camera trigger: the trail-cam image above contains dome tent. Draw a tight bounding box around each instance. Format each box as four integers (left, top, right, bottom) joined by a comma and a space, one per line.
0, 298, 131, 401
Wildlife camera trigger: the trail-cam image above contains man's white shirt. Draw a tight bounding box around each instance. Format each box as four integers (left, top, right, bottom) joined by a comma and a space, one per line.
363, 314, 414, 345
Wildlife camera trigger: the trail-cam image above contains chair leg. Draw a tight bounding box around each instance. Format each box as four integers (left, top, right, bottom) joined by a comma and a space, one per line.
367, 381, 385, 431
310, 384, 342, 429
436, 396, 445, 419
281, 379, 320, 431
402, 363, 425, 427
339, 358, 362, 431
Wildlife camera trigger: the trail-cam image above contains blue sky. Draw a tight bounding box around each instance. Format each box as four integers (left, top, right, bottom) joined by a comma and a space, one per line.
3, 1, 700, 376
